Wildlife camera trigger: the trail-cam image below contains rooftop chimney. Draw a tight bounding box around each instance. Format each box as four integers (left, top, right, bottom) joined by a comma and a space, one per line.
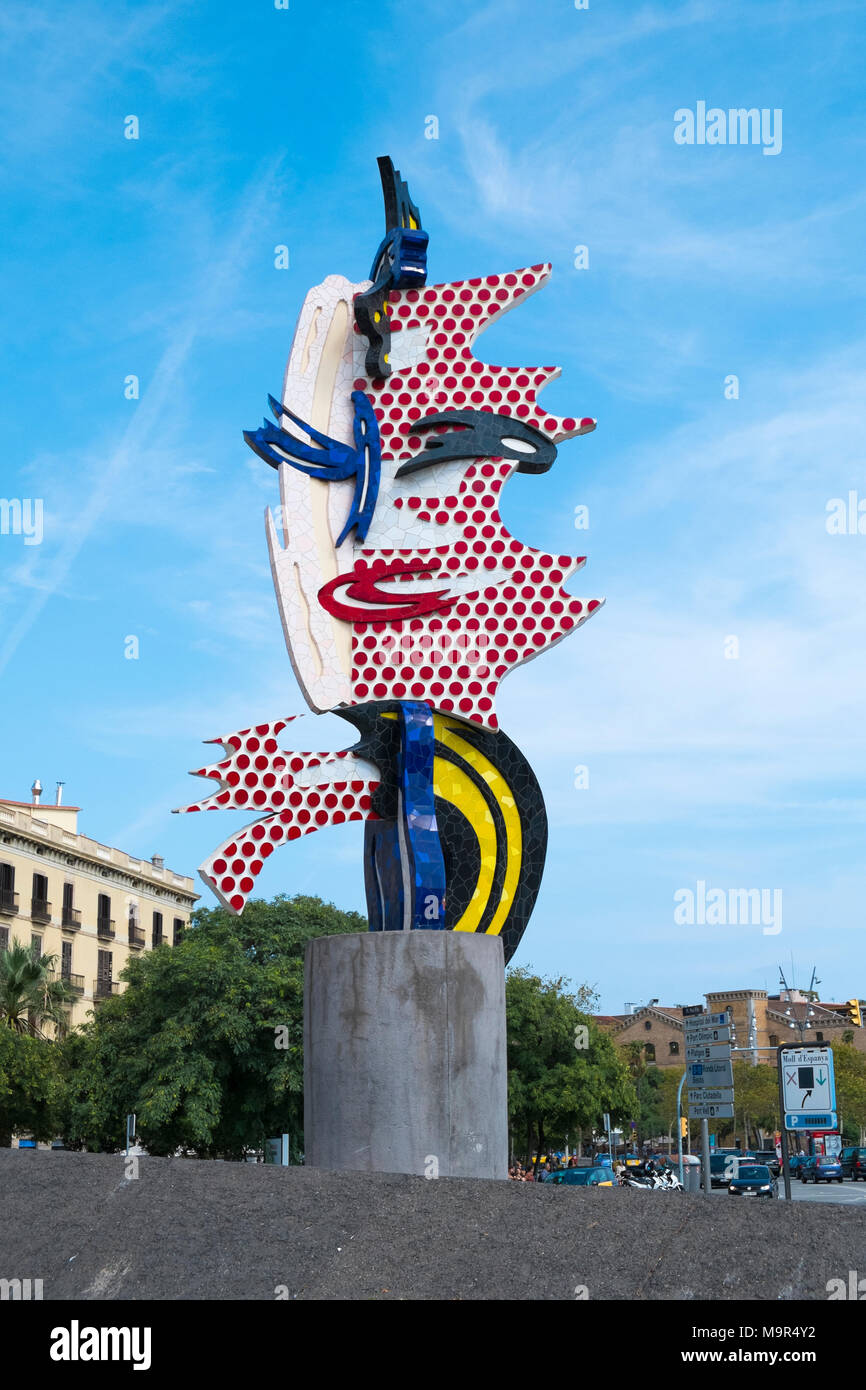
31, 778, 42, 805
55, 781, 65, 806
151, 854, 164, 870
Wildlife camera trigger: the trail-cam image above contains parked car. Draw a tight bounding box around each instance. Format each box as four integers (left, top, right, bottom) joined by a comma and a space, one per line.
728, 1163, 778, 1199
841, 1147, 866, 1180
800, 1154, 843, 1184
543, 1165, 615, 1187
709, 1153, 757, 1187
753, 1149, 781, 1177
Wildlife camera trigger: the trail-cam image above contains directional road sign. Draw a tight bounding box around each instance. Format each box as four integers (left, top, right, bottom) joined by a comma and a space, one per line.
682, 1024, 731, 1047
688, 1101, 735, 1120
689, 1088, 734, 1105
686, 1042, 732, 1063
780, 1046, 836, 1130
785, 1112, 837, 1130
687, 1060, 734, 1089
683, 1012, 729, 1030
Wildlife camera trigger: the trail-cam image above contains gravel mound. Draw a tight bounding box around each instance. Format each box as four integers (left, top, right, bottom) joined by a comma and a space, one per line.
2, 1149, 863, 1300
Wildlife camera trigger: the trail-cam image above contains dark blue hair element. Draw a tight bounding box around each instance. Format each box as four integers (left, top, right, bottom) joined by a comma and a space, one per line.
243, 390, 382, 548
362, 701, 447, 934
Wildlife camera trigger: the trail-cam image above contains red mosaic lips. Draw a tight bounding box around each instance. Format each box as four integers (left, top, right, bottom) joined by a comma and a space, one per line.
318, 557, 459, 623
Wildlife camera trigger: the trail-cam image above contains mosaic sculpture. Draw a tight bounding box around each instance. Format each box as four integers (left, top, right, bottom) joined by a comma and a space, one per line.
177, 158, 602, 964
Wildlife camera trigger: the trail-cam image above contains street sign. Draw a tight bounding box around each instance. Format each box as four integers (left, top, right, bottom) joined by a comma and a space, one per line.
681, 1023, 731, 1046
688, 1088, 734, 1105
689, 1101, 735, 1120
687, 1060, 734, 1088
683, 1012, 729, 1030
686, 1042, 733, 1063
785, 1112, 837, 1130
780, 1046, 836, 1130
682, 1004, 705, 1017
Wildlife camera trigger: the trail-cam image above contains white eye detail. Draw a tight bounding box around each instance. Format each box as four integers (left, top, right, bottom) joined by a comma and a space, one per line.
501, 436, 537, 454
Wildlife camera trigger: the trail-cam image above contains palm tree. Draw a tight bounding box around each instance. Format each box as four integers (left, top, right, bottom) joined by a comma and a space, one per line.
0, 937, 71, 1037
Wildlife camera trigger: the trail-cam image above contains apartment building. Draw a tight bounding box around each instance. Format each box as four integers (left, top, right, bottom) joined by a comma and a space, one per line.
0, 780, 197, 1033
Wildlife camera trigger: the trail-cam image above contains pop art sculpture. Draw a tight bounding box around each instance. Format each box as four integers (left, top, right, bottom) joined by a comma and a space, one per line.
177, 159, 602, 964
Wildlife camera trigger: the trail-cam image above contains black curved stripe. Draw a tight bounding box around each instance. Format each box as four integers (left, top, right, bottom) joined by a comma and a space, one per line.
445, 723, 547, 965
433, 739, 507, 937
434, 799, 480, 930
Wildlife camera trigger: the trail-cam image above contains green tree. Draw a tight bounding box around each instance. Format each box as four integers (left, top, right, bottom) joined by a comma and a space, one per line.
506, 969, 636, 1162
62, 894, 366, 1158
708, 1061, 779, 1149
832, 1041, 866, 1142
0, 939, 71, 1039
0, 938, 71, 1037
0, 1029, 64, 1148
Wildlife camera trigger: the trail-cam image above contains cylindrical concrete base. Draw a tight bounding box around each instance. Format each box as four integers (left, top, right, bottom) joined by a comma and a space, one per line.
304, 931, 508, 1179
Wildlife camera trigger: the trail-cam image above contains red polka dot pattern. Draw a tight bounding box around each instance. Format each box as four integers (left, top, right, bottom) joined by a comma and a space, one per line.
345, 265, 602, 728
179, 715, 380, 912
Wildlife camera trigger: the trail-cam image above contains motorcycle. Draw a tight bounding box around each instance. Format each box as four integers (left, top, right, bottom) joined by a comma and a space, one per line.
620, 1167, 682, 1191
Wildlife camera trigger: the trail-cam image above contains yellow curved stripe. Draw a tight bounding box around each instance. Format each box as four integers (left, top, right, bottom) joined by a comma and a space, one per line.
434, 716, 522, 939
431, 757, 496, 934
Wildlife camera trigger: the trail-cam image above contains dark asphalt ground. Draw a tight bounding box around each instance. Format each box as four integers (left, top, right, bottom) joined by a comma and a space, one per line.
3, 1149, 864, 1300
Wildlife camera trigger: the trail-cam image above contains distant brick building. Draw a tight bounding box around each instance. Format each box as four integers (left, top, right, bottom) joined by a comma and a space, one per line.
598, 989, 866, 1067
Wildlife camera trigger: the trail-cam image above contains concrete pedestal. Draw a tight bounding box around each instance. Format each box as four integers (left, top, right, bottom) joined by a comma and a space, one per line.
304, 931, 508, 1179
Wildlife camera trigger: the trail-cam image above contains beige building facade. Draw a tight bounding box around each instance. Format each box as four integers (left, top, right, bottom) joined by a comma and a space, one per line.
599, 988, 866, 1066
0, 783, 197, 1034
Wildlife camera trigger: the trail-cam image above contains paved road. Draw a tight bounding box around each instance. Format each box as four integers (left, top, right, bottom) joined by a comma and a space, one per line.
709, 1180, 866, 1205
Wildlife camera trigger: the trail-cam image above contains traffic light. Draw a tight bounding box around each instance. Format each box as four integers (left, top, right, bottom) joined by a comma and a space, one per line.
846, 999, 863, 1028
681, 1117, 688, 1139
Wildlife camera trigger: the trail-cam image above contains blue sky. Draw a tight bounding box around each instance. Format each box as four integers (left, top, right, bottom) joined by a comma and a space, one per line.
2, 0, 865, 1012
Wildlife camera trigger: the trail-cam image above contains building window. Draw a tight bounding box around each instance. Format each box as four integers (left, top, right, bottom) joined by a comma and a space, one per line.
97, 893, 113, 935
0, 861, 15, 912
644, 1020, 652, 1031
669, 1040, 679, 1055
173, 918, 184, 946
61, 881, 78, 928
96, 950, 113, 999
61, 940, 72, 977
152, 911, 163, 948
645, 1043, 656, 1062
0, 925, 8, 951
816, 1031, 824, 1042
769, 1033, 779, 1047
31, 934, 42, 957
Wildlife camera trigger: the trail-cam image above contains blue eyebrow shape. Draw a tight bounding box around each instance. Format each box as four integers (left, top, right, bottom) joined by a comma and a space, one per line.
243, 389, 382, 548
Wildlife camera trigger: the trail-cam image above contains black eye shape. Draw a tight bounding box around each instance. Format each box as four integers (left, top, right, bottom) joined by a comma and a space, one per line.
395, 410, 558, 478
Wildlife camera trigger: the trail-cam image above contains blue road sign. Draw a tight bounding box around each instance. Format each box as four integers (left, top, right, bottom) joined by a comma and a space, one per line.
785, 1112, 838, 1130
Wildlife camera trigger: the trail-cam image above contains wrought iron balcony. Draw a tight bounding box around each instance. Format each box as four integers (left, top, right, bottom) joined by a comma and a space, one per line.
60, 971, 85, 994
0, 889, 19, 915
61, 906, 81, 930
96, 917, 116, 940
31, 897, 52, 923
93, 978, 120, 999
128, 925, 145, 949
